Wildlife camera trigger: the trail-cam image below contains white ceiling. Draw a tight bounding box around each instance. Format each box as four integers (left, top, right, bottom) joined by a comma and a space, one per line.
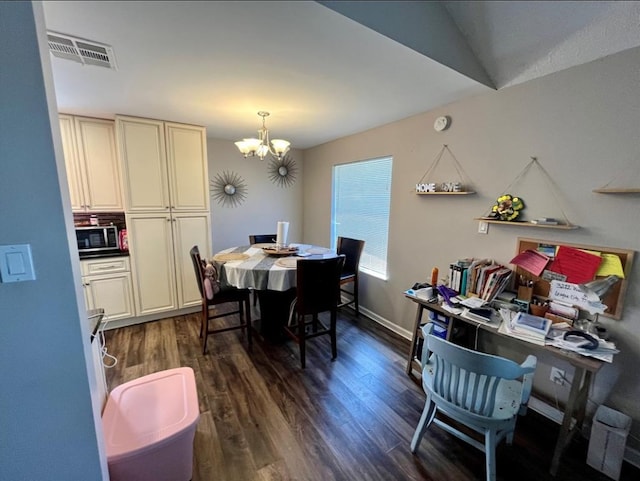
41, 1, 640, 150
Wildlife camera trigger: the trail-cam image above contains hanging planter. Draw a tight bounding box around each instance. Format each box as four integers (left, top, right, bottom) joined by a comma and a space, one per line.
476, 157, 579, 230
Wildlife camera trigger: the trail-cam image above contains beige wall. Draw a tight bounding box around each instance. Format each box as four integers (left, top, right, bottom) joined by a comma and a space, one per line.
302, 47, 640, 452
207, 138, 304, 253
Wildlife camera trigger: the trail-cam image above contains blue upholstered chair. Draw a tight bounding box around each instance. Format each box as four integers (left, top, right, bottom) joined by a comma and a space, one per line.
411, 324, 537, 481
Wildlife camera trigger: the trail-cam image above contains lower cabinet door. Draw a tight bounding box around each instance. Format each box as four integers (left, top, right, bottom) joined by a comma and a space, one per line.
172, 212, 211, 308
84, 272, 135, 321
127, 214, 178, 316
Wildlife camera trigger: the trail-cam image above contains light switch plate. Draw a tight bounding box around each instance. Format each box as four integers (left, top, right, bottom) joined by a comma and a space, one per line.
0, 244, 36, 282
478, 221, 489, 234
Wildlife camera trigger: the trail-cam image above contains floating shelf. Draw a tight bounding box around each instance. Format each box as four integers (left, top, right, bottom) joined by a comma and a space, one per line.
474, 218, 580, 230
593, 188, 640, 194
417, 191, 475, 195
415, 145, 476, 195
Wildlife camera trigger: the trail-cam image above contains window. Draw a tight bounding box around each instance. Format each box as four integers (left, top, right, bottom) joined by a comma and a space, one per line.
332, 157, 393, 279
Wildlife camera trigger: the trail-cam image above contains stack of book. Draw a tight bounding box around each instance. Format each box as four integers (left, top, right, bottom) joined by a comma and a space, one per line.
448, 258, 473, 294
530, 217, 559, 225
448, 258, 513, 303
504, 312, 552, 345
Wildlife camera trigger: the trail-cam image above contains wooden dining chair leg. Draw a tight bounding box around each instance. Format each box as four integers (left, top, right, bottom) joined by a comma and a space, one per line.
353, 280, 360, 316
245, 297, 252, 348
330, 310, 338, 360
199, 304, 205, 339
238, 300, 245, 334
202, 315, 210, 355
298, 314, 306, 369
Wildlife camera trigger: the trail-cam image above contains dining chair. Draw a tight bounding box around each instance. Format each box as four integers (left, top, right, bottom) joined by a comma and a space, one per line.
189, 246, 252, 354
336, 236, 365, 315
249, 234, 276, 245
284, 255, 345, 368
248, 234, 276, 306
411, 323, 537, 481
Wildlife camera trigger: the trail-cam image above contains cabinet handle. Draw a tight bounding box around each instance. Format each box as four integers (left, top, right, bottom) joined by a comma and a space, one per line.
95, 265, 117, 270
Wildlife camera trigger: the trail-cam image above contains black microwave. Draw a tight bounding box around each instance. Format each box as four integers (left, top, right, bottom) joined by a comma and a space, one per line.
76, 226, 120, 257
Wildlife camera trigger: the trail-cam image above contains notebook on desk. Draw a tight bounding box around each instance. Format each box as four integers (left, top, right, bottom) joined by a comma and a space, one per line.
461, 307, 501, 328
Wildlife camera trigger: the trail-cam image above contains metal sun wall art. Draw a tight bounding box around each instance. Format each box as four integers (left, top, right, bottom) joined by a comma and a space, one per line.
268, 154, 297, 188
210, 171, 247, 207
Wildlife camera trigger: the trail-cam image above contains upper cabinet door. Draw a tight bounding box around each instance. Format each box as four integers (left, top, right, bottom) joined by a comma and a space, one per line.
165, 122, 209, 212
117, 116, 170, 212
59, 115, 85, 211
74, 117, 123, 212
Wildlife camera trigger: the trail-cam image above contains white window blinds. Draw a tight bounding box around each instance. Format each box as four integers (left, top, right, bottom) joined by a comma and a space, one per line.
332, 157, 393, 279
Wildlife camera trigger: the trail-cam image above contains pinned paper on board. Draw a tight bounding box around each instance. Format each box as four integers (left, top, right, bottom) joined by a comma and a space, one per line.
547, 246, 602, 284
510, 249, 550, 277
596, 253, 625, 278
549, 280, 607, 315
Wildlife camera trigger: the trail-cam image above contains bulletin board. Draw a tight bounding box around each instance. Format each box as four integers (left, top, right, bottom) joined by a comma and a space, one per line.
513, 237, 634, 319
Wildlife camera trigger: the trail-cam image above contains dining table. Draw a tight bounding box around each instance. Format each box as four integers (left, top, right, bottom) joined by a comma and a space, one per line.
211, 243, 337, 341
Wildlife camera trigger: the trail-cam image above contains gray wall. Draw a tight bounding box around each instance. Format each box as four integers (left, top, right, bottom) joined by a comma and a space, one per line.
302, 47, 640, 452
207, 138, 304, 253
0, 2, 106, 479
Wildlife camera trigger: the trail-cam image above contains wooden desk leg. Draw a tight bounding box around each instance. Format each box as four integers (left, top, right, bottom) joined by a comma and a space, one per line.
550, 366, 590, 476
406, 304, 425, 375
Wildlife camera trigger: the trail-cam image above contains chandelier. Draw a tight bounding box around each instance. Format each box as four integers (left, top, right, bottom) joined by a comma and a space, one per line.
235, 111, 290, 160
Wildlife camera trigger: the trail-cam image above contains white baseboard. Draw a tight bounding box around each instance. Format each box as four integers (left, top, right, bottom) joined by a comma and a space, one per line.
102, 306, 199, 330
624, 445, 640, 470
339, 296, 413, 340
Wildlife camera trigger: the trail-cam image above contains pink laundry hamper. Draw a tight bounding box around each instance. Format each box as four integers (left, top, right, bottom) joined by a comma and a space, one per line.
102, 367, 200, 481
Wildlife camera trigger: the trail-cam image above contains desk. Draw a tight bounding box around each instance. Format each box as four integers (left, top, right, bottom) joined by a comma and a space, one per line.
212, 244, 335, 340
404, 294, 604, 476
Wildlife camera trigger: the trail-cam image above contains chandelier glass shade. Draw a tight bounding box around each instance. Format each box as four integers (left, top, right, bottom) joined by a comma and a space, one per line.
235, 111, 290, 160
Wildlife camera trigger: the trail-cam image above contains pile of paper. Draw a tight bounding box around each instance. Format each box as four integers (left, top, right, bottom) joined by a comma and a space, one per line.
546, 332, 619, 363
498, 310, 549, 346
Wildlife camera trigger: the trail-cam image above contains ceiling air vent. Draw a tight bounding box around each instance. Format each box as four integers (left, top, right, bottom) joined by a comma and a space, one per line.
47, 31, 117, 70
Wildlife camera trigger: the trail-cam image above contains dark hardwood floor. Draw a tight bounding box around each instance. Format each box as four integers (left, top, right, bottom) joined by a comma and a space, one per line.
104, 308, 638, 481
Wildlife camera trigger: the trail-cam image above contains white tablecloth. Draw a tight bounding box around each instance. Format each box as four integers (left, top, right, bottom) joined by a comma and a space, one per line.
212, 244, 335, 291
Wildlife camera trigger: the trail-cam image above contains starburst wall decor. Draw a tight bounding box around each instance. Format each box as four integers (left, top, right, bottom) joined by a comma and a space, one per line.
210, 171, 247, 207
268, 154, 297, 188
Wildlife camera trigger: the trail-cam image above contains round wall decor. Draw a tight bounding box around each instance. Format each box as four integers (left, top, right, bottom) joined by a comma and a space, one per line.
210, 170, 247, 207
268, 154, 297, 187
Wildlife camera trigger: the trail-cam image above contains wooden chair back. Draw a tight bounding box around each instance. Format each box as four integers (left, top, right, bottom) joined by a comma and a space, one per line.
249, 234, 276, 244
295, 255, 345, 316
336, 237, 365, 279
190, 245, 206, 300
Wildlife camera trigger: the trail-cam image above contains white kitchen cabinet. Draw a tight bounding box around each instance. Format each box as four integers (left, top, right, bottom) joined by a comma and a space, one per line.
59, 114, 123, 212
116, 114, 210, 317
81, 257, 135, 321
90, 333, 108, 414
116, 116, 209, 213
126, 212, 211, 316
